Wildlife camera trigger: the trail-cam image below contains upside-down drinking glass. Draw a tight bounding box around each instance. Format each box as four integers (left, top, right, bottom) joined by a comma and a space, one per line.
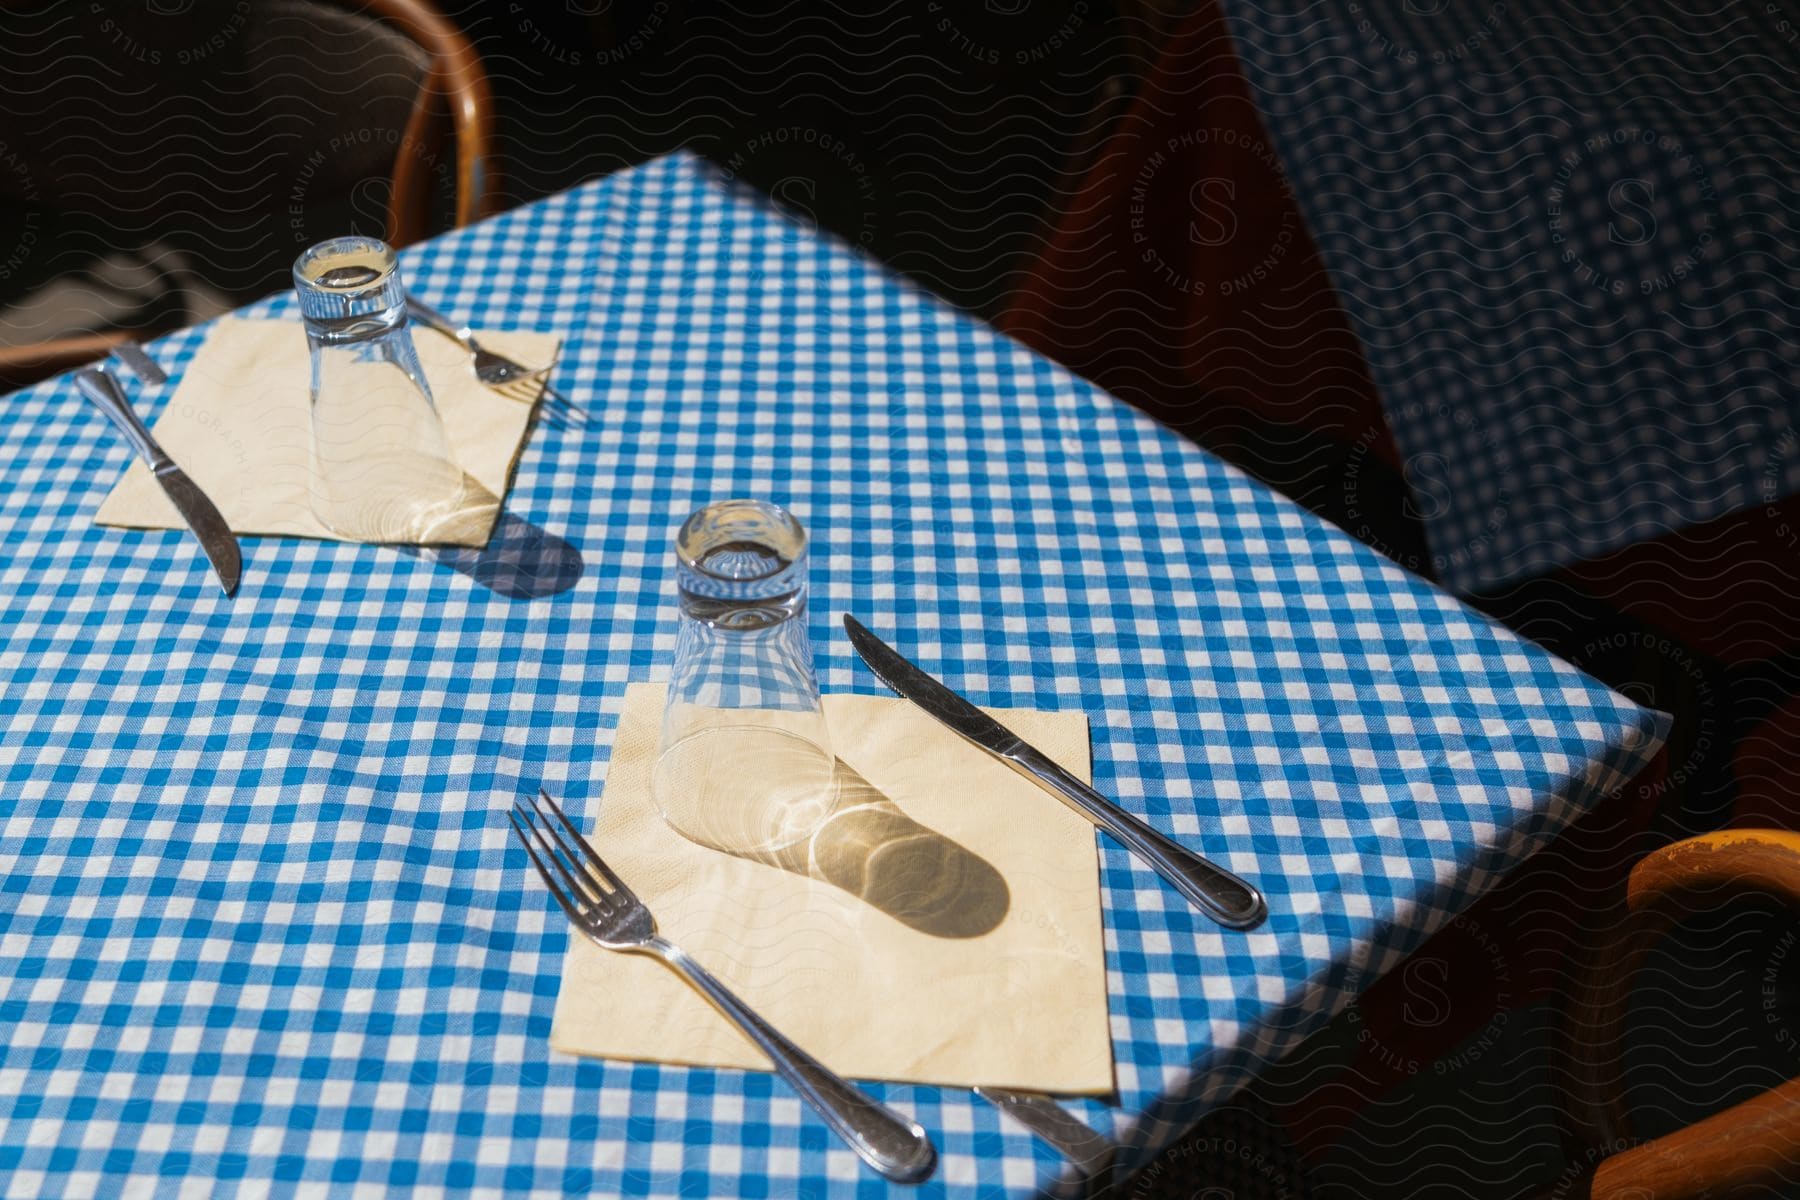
294, 236, 489, 543
653, 500, 839, 856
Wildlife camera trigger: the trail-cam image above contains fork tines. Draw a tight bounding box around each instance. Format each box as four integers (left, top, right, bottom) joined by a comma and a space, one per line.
520, 380, 584, 428
509, 788, 624, 917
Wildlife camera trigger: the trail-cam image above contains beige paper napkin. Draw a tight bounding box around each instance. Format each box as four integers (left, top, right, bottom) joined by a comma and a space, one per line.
94, 316, 560, 546
550, 683, 1115, 1095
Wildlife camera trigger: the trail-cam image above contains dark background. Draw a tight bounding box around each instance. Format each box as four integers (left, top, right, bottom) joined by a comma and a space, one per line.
466, 0, 1122, 315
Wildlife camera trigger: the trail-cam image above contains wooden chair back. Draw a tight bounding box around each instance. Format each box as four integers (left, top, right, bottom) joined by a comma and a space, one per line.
1561, 830, 1800, 1199
0, 0, 495, 391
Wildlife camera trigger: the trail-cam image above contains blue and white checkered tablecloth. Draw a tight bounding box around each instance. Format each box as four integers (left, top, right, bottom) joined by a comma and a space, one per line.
0, 153, 1666, 1198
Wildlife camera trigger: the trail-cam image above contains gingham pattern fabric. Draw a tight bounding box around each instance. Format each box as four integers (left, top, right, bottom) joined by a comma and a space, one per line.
1220, 0, 1800, 594
0, 153, 1666, 1198
669, 617, 823, 714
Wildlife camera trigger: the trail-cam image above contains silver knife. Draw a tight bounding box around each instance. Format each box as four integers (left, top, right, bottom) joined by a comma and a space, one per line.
974, 1088, 1116, 1187
75, 367, 241, 595
111, 341, 169, 386
843, 615, 1266, 929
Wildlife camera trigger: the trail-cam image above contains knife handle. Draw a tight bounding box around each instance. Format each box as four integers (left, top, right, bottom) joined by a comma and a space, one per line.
74, 369, 171, 471
1009, 746, 1268, 929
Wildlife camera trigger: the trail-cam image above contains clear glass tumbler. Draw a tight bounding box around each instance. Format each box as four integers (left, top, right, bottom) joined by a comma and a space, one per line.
653, 499, 839, 856
294, 236, 489, 543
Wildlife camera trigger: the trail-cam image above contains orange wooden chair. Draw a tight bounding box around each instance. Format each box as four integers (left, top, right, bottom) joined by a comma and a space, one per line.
1559, 830, 1800, 1198
0, 0, 497, 391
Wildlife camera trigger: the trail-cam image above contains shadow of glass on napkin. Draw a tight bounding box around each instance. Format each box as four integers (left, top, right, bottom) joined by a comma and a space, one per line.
306, 349, 505, 545
747, 760, 1010, 939
315, 469, 501, 546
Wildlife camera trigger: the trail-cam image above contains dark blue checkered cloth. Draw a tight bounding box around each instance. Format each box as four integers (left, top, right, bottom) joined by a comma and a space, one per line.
1222, 0, 1800, 592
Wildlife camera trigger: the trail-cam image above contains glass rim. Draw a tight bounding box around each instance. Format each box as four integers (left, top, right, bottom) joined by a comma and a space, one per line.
675, 498, 806, 581
293, 236, 397, 291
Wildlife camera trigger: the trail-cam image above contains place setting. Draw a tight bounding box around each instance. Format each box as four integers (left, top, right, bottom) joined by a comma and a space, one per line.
514, 496, 1268, 1184
83, 234, 568, 591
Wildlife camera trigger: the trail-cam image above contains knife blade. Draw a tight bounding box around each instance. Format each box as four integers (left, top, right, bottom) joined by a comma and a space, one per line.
974, 1088, 1116, 1185
844, 614, 1266, 929
110, 341, 169, 386
75, 368, 241, 595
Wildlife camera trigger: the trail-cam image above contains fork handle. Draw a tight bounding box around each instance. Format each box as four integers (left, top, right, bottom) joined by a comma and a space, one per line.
404, 295, 474, 348
642, 936, 937, 1184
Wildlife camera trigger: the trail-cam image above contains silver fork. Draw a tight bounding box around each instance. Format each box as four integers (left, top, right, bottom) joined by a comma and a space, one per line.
509, 789, 938, 1184
407, 295, 549, 387
406, 296, 581, 426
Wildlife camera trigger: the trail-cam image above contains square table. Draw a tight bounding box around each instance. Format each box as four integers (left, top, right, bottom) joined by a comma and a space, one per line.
0, 152, 1667, 1197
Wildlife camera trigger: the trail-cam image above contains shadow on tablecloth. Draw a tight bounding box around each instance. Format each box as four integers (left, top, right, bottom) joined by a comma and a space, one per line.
401, 509, 585, 599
